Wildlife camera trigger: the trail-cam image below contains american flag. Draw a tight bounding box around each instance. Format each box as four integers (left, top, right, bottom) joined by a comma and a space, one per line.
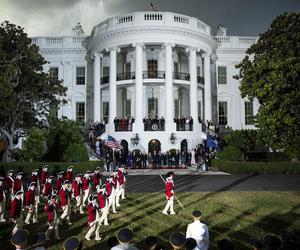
106, 135, 123, 150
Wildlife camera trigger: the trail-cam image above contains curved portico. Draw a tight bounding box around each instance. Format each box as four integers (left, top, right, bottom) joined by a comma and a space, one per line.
84, 11, 216, 152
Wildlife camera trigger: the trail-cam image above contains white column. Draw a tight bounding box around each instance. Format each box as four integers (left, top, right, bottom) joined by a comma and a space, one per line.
165, 43, 174, 132
134, 43, 144, 131
204, 52, 212, 121
93, 53, 101, 122
109, 47, 117, 124
189, 47, 198, 123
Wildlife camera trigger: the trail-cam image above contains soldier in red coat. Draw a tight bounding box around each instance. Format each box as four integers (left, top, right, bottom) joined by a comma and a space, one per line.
40, 165, 48, 192
162, 172, 176, 215
106, 175, 117, 214
10, 190, 24, 235
4, 170, 14, 201
24, 182, 38, 224
59, 180, 72, 225
116, 166, 127, 207
44, 194, 61, 240
31, 169, 41, 208
72, 174, 84, 214
93, 167, 102, 190
55, 171, 64, 191
13, 172, 24, 201
0, 177, 6, 222
85, 195, 101, 241
96, 185, 109, 226
65, 166, 73, 182
82, 171, 92, 207
43, 176, 53, 198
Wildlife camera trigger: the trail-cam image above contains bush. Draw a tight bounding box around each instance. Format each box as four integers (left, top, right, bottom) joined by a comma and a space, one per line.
217, 146, 242, 161
0, 161, 103, 177
211, 160, 300, 174
63, 143, 89, 162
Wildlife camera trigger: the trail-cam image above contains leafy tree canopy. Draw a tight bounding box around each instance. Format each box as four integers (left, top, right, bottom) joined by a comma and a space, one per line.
235, 13, 300, 159
0, 21, 67, 161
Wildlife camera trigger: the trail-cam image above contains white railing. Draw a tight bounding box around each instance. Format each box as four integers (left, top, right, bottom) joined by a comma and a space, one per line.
174, 15, 189, 24
30, 36, 86, 49
46, 37, 63, 44
214, 36, 259, 47
144, 13, 163, 21
117, 15, 133, 24
239, 37, 257, 44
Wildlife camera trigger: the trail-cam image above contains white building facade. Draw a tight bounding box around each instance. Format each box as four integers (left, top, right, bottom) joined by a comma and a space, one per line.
32, 12, 259, 153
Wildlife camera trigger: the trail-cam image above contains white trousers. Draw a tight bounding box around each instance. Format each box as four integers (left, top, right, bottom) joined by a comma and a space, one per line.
61, 205, 71, 222
75, 195, 84, 213
46, 218, 60, 239
0, 200, 5, 221
82, 188, 90, 207
85, 221, 101, 240
108, 191, 116, 213
12, 214, 24, 235
25, 206, 37, 224
163, 196, 175, 214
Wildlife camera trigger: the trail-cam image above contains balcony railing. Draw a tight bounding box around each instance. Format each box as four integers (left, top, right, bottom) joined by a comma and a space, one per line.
174, 72, 190, 81
143, 118, 165, 131
197, 76, 204, 84
143, 70, 165, 79
101, 76, 110, 84
117, 72, 136, 81
174, 118, 193, 131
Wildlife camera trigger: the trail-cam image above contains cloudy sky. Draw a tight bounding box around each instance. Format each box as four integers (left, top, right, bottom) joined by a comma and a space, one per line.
0, 0, 299, 37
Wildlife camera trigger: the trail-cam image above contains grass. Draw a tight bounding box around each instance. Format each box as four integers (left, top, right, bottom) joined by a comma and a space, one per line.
1, 192, 300, 249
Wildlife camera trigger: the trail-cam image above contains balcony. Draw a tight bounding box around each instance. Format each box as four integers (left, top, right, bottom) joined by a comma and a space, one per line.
143, 118, 165, 131
117, 72, 135, 81
114, 118, 135, 131
174, 118, 193, 131
143, 70, 165, 79
174, 72, 190, 81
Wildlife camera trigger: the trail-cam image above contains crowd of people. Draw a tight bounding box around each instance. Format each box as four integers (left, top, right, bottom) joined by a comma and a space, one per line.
143, 117, 165, 131
174, 117, 193, 131
114, 117, 135, 131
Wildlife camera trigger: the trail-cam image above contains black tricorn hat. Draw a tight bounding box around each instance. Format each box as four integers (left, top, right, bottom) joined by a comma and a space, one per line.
117, 228, 134, 243
169, 232, 186, 249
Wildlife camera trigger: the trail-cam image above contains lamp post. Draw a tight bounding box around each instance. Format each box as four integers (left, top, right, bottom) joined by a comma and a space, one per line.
131, 133, 140, 146
170, 133, 176, 145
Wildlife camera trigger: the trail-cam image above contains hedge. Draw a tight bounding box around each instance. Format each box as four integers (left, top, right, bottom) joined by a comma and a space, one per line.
211, 160, 300, 174
0, 161, 104, 177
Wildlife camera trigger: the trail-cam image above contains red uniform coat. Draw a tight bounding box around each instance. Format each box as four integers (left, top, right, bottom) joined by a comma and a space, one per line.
59, 188, 70, 206
44, 201, 60, 222
72, 181, 82, 197
105, 181, 112, 196
4, 176, 14, 191
82, 177, 90, 191
117, 171, 124, 185
24, 189, 35, 207
97, 192, 106, 209
40, 171, 47, 185
87, 203, 97, 224
43, 183, 53, 197
10, 198, 22, 219
165, 180, 174, 199
55, 177, 63, 191
13, 179, 23, 193
93, 173, 101, 187
65, 171, 73, 182
112, 177, 117, 189
31, 175, 38, 184
0, 186, 5, 202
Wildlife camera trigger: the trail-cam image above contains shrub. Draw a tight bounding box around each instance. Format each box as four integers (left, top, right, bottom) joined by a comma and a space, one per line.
217, 146, 242, 161
63, 143, 89, 162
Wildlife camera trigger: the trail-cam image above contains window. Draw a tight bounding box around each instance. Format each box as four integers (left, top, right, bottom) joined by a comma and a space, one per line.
218, 101, 228, 125
103, 102, 109, 123
103, 66, 110, 76
148, 60, 158, 78
148, 97, 158, 117
76, 67, 85, 85
198, 101, 202, 120
76, 102, 85, 125
217, 66, 227, 84
49, 67, 58, 83
245, 101, 254, 125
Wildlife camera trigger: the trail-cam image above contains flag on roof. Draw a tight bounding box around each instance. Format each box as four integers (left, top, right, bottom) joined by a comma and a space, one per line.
106, 135, 123, 150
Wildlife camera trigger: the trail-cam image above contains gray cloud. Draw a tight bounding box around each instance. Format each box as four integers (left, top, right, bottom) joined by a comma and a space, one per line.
0, 0, 299, 37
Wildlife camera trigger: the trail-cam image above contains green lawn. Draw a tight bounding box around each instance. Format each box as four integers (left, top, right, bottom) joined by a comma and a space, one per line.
1, 192, 300, 249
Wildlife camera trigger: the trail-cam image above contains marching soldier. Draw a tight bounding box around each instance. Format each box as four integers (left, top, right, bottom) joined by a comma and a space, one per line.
0, 177, 6, 222
65, 166, 73, 182
13, 172, 24, 202
106, 175, 117, 214
82, 171, 92, 207
93, 167, 102, 190
5, 170, 14, 201
59, 180, 72, 225
31, 169, 41, 210
43, 176, 54, 198
24, 182, 38, 224
96, 184, 109, 226
44, 194, 61, 240
55, 171, 64, 191
162, 172, 176, 215
72, 174, 84, 214
40, 165, 48, 194
85, 195, 102, 241
116, 166, 126, 207
10, 190, 24, 235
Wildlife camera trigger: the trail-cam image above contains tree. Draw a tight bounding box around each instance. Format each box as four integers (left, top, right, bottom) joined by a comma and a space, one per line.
21, 127, 46, 162
235, 13, 300, 159
0, 21, 67, 162
44, 117, 88, 162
